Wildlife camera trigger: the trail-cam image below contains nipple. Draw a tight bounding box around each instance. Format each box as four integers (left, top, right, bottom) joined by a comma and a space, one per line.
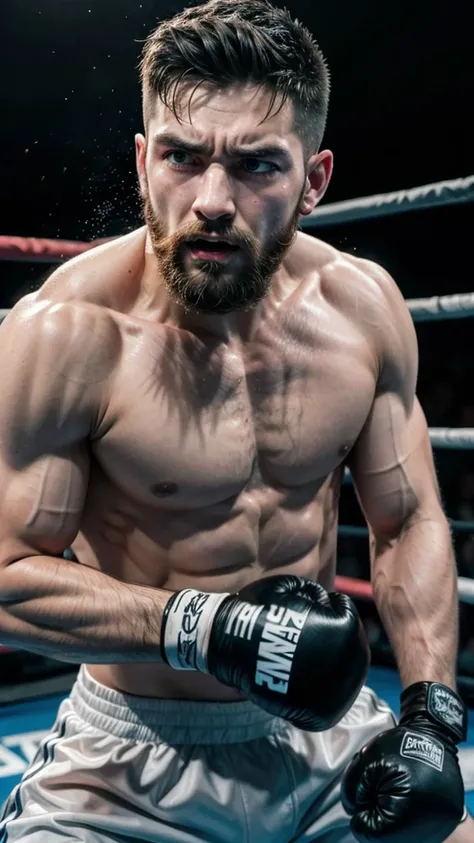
151, 482, 179, 497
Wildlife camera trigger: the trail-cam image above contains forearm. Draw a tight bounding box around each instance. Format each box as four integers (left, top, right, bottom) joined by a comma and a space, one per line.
372, 516, 458, 689
0, 555, 171, 663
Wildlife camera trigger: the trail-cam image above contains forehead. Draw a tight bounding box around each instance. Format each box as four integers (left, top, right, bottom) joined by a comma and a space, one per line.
149, 81, 301, 153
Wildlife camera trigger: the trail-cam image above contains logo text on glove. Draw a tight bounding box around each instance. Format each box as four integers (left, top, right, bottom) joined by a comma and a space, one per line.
400, 731, 445, 772
429, 685, 465, 737
254, 604, 310, 694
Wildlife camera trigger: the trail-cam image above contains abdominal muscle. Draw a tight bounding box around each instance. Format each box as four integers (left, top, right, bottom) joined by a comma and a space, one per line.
73, 468, 338, 701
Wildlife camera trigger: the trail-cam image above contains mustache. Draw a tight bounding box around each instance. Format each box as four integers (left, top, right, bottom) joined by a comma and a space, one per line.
150, 220, 256, 258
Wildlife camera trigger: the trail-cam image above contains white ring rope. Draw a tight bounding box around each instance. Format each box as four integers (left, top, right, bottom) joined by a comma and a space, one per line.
429, 428, 474, 448
408, 293, 474, 322
301, 174, 474, 228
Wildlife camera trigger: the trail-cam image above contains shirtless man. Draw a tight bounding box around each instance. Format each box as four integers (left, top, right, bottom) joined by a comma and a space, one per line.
0, 1, 471, 841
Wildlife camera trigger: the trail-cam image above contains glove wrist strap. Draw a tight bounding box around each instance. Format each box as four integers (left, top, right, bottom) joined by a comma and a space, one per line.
161, 590, 230, 671
400, 681, 467, 743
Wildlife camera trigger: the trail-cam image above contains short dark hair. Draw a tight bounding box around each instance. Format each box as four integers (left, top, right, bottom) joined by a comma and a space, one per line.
140, 0, 330, 156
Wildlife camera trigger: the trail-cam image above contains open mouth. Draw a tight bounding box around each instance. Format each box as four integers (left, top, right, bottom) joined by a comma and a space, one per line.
186, 239, 239, 261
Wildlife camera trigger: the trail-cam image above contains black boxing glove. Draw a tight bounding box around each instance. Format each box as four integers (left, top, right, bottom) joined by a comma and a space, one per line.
161, 574, 370, 731
341, 681, 467, 842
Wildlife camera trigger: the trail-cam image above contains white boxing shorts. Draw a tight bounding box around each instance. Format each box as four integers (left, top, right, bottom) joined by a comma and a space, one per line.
0, 665, 396, 842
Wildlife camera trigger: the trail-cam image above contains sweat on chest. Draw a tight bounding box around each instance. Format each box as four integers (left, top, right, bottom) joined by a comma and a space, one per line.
94, 389, 364, 509
93, 342, 372, 505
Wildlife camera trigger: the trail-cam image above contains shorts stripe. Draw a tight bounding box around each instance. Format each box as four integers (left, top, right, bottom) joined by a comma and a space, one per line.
0, 710, 71, 841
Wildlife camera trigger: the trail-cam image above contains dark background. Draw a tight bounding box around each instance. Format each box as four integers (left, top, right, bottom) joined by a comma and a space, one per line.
1, 0, 474, 680
1, 0, 472, 298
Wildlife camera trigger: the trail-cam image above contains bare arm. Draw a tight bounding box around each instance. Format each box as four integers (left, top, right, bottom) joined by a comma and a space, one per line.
348, 262, 458, 690
0, 298, 170, 663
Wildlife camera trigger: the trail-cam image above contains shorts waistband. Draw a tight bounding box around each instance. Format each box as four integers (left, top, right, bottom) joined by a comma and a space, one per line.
69, 666, 285, 745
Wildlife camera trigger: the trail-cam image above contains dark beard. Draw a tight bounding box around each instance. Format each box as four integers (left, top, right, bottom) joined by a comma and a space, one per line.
141, 190, 302, 315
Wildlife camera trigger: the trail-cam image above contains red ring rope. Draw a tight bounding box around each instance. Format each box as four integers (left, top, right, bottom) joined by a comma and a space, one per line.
0, 234, 110, 263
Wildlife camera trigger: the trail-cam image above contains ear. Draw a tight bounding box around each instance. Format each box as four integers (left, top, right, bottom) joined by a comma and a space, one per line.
135, 133, 147, 198
299, 150, 333, 216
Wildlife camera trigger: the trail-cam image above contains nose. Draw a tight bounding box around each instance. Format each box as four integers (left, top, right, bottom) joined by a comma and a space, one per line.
191, 164, 236, 223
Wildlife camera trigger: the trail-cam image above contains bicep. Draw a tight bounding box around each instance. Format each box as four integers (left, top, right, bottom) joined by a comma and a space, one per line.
349, 393, 442, 538
347, 256, 442, 536
0, 447, 90, 566
0, 298, 113, 566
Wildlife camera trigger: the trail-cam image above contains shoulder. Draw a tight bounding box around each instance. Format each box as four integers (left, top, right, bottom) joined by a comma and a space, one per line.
2, 296, 121, 387
294, 232, 407, 315
294, 234, 418, 390
34, 227, 146, 309
339, 253, 418, 397
339, 253, 417, 373
0, 298, 122, 463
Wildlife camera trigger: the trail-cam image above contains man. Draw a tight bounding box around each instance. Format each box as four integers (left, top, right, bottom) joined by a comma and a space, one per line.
0, 0, 470, 840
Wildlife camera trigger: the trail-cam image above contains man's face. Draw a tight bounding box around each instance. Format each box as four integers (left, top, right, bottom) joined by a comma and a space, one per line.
136, 83, 323, 314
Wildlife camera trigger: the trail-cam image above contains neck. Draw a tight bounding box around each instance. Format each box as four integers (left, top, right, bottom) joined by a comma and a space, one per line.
165, 298, 262, 345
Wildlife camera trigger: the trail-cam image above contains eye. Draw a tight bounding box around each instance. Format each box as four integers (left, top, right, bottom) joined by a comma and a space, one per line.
242, 158, 279, 175
164, 150, 195, 168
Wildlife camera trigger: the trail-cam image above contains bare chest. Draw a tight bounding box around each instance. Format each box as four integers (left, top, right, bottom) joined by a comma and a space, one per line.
93, 326, 375, 507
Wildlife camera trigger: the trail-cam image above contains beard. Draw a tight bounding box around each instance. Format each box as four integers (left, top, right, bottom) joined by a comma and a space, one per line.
141, 186, 303, 315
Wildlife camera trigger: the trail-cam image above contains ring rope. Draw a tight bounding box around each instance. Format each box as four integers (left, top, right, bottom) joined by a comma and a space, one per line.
0, 234, 110, 264
429, 428, 474, 448
407, 293, 474, 322
301, 174, 474, 228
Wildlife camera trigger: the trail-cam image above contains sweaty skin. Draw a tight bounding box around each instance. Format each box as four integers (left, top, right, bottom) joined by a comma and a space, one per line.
0, 82, 452, 707
0, 226, 436, 700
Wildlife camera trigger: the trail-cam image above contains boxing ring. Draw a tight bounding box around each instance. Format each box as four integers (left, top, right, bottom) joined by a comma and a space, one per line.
1, 173, 474, 814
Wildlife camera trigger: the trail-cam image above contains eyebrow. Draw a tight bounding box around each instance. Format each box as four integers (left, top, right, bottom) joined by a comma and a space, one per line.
152, 131, 292, 163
